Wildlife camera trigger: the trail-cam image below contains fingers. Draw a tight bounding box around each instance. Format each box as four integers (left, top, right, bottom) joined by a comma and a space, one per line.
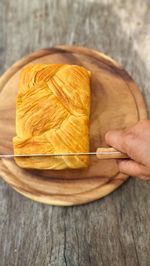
117, 159, 147, 177
105, 120, 150, 179
105, 129, 141, 160
105, 130, 126, 153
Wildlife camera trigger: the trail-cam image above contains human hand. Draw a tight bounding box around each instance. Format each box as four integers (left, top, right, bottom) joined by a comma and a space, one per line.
105, 120, 150, 180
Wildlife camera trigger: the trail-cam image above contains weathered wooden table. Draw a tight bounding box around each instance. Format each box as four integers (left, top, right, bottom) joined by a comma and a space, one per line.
0, 0, 150, 265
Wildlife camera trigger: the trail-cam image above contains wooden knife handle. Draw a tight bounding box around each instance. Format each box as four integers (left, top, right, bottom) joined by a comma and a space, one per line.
96, 147, 129, 159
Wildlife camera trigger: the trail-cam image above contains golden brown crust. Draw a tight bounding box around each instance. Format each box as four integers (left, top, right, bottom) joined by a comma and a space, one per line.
13, 64, 91, 169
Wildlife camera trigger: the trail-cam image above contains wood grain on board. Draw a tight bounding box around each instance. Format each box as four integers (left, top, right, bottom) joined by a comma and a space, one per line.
0, 1, 150, 266
0, 46, 147, 205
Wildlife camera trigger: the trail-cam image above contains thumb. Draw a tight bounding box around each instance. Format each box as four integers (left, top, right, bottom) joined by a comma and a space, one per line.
105, 130, 126, 153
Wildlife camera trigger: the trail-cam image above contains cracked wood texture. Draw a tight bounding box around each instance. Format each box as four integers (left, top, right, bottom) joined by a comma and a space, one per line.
0, 0, 150, 265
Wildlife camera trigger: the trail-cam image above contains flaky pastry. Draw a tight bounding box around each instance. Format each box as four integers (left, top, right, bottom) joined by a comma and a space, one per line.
13, 64, 91, 169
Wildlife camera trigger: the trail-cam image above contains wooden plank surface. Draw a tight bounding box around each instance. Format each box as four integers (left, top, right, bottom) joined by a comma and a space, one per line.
0, 0, 150, 265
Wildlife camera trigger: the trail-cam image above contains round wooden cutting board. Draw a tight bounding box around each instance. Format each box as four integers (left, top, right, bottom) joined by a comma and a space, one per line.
0, 46, 147, 206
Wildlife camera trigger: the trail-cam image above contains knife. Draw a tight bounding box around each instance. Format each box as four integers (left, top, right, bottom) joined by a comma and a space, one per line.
0, 148, 129, 159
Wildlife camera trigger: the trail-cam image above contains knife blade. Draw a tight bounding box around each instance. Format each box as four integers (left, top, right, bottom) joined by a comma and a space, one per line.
0, 148, 129, 159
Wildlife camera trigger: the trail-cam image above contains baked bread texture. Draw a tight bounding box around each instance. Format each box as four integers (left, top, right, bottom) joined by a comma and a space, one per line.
13, 64, 91, 169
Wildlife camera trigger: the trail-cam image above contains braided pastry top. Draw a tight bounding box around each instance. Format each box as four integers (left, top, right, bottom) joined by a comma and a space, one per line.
13, 64, 91, 169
